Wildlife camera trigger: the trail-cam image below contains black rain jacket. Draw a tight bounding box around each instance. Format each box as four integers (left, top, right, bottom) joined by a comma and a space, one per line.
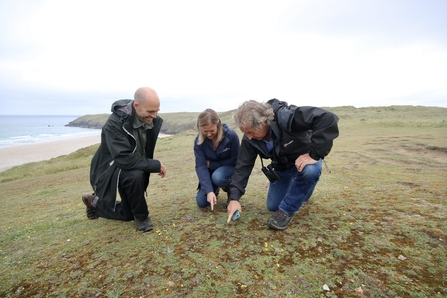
89, 99, 163, 210
228, 98, 339, 202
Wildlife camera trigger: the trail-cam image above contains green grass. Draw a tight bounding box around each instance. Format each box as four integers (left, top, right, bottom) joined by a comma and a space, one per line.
1, 106, 446, 297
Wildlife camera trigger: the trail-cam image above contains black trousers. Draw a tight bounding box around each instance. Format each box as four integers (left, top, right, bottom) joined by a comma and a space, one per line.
96, 169, 150, 221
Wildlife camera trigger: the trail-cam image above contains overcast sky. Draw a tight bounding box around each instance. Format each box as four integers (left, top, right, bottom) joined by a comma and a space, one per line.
1, 0, 446, 115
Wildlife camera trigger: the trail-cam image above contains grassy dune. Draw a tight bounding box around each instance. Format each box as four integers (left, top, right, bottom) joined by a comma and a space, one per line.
1, 106, 446, 297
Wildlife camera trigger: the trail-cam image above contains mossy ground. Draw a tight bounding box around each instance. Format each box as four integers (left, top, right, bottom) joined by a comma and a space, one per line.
1, 106, 446, 297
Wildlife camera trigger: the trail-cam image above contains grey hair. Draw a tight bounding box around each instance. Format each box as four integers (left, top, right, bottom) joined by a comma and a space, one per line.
234, 100, 274, 129
196, 109, 223, 145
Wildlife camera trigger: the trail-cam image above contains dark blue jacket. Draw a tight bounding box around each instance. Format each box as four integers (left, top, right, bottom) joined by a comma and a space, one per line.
194, 124, 240, 194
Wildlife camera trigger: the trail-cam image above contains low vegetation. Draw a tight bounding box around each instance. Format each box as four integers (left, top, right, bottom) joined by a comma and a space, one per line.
1, 106, 446, 297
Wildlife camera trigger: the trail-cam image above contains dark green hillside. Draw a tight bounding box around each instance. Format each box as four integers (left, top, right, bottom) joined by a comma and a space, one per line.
67, 105, 447, 135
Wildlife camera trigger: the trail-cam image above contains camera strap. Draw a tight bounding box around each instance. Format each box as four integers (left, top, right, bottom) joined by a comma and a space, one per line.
259, 151, 277, 169
259, 156, 267, 168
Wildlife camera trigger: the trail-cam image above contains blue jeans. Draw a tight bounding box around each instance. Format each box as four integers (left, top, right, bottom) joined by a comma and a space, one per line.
196, 166, 234, 208
266, 159, 322, 216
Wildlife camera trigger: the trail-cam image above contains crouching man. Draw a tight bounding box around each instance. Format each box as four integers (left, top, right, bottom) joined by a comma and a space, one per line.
82, 87, 167, 232
226, 99, 339, 230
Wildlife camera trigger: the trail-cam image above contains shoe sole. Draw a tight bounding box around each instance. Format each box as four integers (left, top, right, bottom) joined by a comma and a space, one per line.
136, 226, 154, 232
267, 219, 291, 230
82, 195, 98, 220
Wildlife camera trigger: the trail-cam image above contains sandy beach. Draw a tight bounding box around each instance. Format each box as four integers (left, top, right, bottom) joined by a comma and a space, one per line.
0, 133, 172, 172
0, 135, 101, 172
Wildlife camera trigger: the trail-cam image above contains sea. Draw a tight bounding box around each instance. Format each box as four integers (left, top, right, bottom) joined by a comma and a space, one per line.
0, 115, 101, 149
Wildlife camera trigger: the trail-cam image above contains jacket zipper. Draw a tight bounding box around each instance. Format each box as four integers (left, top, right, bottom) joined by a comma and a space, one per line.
112, 124, 138, 211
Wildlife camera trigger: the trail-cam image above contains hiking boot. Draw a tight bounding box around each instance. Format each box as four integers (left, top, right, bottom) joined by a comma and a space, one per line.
135, 217, 154, 232
82, 194, 98, 220
267, 209, 292, 230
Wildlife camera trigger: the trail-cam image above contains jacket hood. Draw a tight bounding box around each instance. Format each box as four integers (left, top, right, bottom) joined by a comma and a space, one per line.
267, 98, 295, 132
111, 99, 134, 119
222, 123, 230, 133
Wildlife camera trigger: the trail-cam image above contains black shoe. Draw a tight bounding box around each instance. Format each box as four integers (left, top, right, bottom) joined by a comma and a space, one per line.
82, 194, 98, 220
135, 217, 153, 232
267, 210, 292, 230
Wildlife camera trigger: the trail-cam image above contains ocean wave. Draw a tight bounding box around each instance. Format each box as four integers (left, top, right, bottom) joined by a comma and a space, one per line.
10, 135, 33, 139
0, 130, 100, 149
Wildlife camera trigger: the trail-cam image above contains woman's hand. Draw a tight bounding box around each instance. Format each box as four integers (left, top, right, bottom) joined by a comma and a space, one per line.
207, 192, 217, 210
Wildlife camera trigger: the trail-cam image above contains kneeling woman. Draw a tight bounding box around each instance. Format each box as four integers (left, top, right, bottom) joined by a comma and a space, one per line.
194, 109, 240, 210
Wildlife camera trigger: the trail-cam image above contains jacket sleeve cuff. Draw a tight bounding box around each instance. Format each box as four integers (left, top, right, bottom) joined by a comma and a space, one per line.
228, 188, 242, 201
309, 151, 321, 161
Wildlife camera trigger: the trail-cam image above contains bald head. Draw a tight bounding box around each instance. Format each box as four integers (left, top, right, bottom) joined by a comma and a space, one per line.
133, 87, 160, 124
134, 87, 159, 104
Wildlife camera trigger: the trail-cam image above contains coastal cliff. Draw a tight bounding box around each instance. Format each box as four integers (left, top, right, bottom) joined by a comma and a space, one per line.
66, 114, 108, 129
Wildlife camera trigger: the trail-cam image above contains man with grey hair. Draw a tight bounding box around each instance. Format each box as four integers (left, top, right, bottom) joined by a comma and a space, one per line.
226, 99, 339, 230
82, 87, 167, 232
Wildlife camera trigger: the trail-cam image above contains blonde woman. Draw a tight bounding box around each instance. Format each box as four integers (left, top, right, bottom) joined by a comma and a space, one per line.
194, 109, 240, 210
